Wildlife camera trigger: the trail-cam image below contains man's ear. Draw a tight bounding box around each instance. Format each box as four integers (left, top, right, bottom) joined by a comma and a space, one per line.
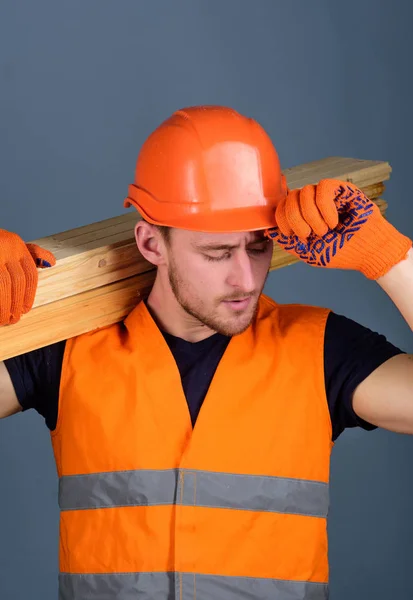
134, 220, 168, 266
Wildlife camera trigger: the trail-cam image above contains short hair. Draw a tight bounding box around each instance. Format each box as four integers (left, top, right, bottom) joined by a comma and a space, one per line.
158, 225, 172, 244
140, 217, 172, 243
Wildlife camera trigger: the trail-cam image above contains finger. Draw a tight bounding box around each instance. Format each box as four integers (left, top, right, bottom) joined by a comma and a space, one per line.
20, 255, 38, 314
26, 243, 56, 269
300, 185, 329, 237
264, 226, 279, 241
275, 198, 294, 237
6, 261, 26, 324
0, 266, 12, 325
315, 180, 340, 230
284, 188, 312, 239
329, 180, 357, 210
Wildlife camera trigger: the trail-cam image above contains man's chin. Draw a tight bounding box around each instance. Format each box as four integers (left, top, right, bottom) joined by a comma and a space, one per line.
212, 303, 257, 336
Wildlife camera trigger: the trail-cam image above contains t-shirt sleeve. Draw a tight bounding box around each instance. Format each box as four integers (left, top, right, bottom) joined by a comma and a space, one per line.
3, 341, 66, 430
324, 312, 405, 441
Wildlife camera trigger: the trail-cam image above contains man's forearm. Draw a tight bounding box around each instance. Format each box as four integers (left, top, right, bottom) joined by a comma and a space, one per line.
377, 247, 413, 332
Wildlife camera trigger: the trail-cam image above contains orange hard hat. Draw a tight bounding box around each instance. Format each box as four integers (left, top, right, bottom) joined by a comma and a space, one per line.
124, 105, 285, 232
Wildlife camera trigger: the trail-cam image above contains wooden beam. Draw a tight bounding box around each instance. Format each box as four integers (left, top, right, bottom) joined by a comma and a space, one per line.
0, 157, 391, 360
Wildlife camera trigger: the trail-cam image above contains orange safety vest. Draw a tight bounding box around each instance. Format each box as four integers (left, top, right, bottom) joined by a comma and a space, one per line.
51, 294, 333, 600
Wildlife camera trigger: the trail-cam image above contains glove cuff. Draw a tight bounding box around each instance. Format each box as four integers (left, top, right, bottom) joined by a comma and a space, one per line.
345, 216, 412, 279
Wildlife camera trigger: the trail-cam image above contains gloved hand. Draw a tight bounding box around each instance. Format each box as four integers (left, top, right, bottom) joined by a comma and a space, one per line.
265, 179, 412, 280
0, 230, 56, 325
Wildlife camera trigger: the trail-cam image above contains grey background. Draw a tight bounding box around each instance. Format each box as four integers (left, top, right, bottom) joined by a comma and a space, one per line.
1, 1, 412, 598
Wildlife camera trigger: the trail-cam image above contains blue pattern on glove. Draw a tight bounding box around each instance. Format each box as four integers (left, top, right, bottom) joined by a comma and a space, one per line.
267, 184, 375, 267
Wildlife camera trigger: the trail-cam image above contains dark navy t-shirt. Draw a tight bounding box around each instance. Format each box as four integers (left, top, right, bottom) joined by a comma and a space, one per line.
4, 312, 404, 441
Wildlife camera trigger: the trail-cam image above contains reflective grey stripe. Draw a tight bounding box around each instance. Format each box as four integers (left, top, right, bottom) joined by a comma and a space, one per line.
59, 469, 179, 510
59, 572, 328, 600
180, 470, 329, 517
58, 572, 175, 600
59, 469, 328, 518
181, 573, 329, 600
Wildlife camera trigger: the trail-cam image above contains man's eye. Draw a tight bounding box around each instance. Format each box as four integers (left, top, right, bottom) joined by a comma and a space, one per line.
204, 253, 230, 262
248, 247, 268, 255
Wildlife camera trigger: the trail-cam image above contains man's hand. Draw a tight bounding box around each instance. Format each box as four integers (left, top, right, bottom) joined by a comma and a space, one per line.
265, 179, 412, 279
0, 230, 56, 325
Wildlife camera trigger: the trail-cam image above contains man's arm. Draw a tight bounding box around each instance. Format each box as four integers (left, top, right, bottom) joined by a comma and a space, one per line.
0, 229, 58, 421
353, 248, 413, 433
266, 180, 413, 434
377, 247, 413, 331
0, 361, 21, 418
353, 354, 413, 434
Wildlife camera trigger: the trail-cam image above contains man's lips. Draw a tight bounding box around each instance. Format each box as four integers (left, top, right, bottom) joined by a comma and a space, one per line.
221, 297, 253, 310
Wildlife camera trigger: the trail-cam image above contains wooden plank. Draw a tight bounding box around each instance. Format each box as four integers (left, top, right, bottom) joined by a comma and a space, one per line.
30, 163, 387, 312
0, 197, 388, 361
285, 157, 392, 189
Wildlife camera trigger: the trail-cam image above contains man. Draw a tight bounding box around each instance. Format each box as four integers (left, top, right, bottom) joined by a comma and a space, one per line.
0, 105, 412, 600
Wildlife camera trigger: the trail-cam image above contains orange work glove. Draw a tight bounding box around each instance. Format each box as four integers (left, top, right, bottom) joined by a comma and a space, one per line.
0, 230, 56, 325
265, 179, 412, 280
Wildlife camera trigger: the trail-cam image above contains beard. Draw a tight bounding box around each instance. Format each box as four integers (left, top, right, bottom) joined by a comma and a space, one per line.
167, 258, 268, 337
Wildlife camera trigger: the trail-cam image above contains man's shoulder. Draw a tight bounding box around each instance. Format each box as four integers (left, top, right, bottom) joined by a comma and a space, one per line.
70, 321, 126, 346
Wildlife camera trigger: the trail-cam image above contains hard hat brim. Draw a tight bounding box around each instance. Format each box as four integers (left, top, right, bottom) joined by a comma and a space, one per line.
124, 190, 278, 233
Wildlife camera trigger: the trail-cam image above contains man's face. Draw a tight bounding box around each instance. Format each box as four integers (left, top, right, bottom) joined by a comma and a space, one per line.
164, 228, 273, 336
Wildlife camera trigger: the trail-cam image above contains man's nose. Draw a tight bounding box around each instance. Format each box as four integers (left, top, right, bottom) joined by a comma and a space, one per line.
226, 251, 255, 292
